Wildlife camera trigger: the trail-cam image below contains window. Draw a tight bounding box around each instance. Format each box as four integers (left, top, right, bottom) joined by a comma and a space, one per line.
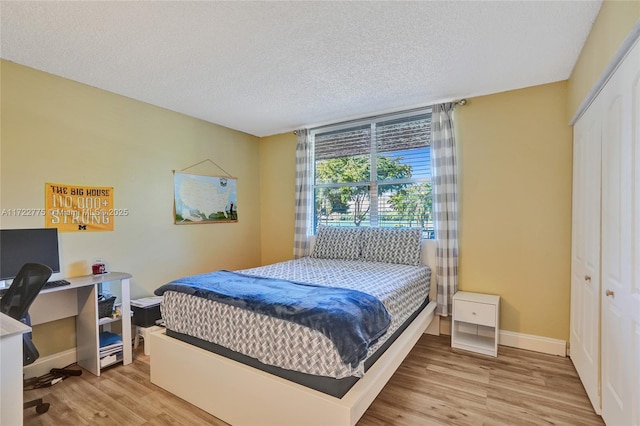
312, 109, 433, 238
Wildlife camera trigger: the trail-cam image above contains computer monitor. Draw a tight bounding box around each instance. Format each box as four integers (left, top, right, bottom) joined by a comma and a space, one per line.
0, 228, 61, 281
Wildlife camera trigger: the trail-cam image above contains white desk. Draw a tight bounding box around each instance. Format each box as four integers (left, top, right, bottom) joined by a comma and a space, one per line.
29, 272, 132, 376
0, 313, 31, 425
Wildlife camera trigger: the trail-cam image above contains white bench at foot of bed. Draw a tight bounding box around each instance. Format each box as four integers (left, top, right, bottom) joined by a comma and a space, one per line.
150, 300, 437, 426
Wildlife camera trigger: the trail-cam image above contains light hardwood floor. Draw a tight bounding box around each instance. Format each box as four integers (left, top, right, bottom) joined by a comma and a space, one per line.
23, 335, 603, 426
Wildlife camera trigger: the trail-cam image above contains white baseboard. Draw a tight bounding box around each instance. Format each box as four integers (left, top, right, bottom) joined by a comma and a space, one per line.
499, 330, 567, 357
23, 348, 77, 379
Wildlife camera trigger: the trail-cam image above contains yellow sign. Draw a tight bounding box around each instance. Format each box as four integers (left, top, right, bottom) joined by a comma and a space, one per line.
45, 183, 116, 232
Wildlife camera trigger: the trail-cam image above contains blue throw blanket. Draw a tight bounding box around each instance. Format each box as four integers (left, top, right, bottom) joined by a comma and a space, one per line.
155, 270, 391, 367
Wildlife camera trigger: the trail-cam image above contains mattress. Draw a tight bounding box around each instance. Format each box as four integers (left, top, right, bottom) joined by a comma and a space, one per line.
160, 257, 430, 381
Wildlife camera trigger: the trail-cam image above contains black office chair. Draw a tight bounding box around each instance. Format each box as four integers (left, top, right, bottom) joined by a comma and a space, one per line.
0, 262, 53, 415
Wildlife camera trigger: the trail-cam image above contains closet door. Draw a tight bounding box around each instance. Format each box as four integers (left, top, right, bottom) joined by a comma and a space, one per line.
633, 47, 640, 426
570, 94, 602, 414
600, 39, 639, 426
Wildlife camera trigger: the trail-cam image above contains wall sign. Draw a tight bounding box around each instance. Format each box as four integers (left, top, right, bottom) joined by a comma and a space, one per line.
45, 182, 118, 232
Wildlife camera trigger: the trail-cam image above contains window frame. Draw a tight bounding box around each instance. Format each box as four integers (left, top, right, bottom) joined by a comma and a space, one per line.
311, 107, 433, 236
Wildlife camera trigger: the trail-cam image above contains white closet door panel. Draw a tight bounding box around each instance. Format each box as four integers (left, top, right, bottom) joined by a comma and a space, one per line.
630, 40, 640, 426
634, 323, 640, 426
601, 39, 638, 426
570, 94, 601, 413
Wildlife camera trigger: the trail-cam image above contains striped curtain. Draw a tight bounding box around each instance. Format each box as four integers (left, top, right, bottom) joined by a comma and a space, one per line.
293, 129, 312, 258
431, 103, 459, 316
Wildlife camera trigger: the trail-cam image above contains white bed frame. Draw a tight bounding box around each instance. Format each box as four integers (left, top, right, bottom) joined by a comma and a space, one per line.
150, 240, 439, 426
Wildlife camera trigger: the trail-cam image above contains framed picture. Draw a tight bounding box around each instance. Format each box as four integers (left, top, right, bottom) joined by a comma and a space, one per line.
173, 172, 237, 224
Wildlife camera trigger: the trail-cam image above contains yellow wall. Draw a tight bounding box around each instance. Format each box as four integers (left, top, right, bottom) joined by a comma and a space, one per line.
568, 0, 640, 119
1, 60, 262, 355
456, 82, 573, 340
259, 133, 297, 265
259, 82, 573, 341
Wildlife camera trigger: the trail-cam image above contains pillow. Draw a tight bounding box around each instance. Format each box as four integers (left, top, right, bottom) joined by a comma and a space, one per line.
311, 226, 362, 260
361, 227, 423, 265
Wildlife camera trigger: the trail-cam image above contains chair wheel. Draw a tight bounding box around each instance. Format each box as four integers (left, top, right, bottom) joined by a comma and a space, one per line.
36, 403, 50, 414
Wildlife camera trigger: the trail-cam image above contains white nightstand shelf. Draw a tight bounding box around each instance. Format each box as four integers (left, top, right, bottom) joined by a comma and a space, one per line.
452, 291, 500, 357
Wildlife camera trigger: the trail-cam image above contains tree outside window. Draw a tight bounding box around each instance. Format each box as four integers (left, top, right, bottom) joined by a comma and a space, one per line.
312, 110, 433, 237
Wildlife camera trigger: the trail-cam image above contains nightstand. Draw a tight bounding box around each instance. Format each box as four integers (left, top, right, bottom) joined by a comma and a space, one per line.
451, 291, 500, 357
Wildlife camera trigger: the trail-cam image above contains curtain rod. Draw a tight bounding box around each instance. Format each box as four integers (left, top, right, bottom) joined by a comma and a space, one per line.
293, 99, 467, 135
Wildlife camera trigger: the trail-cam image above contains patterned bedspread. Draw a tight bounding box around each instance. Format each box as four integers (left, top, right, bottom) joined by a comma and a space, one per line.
160, 257, 430, 379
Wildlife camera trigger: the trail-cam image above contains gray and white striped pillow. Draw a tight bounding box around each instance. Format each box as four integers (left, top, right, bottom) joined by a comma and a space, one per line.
311, 226, 362, 260
362, 227, 422, 265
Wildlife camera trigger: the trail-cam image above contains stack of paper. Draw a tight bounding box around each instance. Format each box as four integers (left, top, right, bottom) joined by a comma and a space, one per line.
99, 331, 123, 366
130, 296, 163, 308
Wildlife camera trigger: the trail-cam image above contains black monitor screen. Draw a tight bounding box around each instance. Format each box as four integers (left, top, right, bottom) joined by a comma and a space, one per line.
0, 228, 60, 280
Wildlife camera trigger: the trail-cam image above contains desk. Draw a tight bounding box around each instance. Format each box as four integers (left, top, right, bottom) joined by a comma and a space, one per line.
0, 313, 31, 425
29, 272, 132, 376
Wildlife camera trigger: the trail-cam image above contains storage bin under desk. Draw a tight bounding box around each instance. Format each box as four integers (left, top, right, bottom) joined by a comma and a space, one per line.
132, 304, 162, 327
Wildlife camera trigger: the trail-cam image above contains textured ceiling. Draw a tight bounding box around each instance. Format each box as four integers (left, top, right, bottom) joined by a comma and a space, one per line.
0, 1, 602, 137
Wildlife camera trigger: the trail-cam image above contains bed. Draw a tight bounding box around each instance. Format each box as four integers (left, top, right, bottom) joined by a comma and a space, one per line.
150, 227, 439, 426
